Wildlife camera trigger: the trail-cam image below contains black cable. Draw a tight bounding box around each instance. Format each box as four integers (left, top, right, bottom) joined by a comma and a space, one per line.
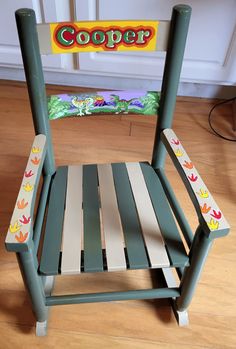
208, 96, 236, 142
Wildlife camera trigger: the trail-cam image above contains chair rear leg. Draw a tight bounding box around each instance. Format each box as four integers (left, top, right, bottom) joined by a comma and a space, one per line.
175, 226, 213, 313
17, 246, 48, 336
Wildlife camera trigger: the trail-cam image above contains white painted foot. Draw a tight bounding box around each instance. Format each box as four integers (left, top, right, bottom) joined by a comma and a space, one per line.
171, 302, 189, 326
44, 275, 55, 296
162, 268, 189, 326
36, 320, 48, 336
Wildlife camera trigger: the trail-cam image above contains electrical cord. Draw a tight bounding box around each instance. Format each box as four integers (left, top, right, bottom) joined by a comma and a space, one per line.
208, 96, 236, 142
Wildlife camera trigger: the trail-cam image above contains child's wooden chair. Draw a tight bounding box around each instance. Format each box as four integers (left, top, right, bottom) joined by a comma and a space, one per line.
5, 5, 230, 336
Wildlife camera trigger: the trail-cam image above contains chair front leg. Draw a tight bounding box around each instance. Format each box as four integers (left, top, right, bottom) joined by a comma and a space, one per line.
17, 245, 48, 335
175, 225, 213, 312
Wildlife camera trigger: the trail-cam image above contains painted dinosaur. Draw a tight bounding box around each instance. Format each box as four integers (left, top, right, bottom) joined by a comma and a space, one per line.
110, 94, 143, 114
71, 97, 94, 116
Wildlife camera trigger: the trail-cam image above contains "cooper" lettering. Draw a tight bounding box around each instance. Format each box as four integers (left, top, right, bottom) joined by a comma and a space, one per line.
54, 24, 154, 50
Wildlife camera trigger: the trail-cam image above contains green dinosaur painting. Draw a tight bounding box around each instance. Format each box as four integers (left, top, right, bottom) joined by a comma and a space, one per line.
47, 91, 160, 120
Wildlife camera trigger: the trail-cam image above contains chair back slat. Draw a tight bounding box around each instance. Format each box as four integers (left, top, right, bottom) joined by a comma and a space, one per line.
37, 20, 170, 54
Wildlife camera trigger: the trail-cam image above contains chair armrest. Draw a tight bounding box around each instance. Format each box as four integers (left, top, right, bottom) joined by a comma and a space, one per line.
5, 134, 47, 252
161, 128, 230, 239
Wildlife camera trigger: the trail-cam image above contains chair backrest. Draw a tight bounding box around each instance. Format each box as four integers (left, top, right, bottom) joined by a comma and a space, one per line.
15, 5, 191, 175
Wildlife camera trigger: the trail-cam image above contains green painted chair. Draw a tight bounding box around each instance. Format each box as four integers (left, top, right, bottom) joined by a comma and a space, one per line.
5, 5, 230, 336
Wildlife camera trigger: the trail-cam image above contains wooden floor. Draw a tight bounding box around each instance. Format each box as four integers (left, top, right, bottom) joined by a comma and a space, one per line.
0, 80, 236, 348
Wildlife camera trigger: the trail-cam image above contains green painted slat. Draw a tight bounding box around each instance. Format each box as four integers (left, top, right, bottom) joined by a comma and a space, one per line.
112, 163, 149, 269
40, 166, 68, 275
83, 165, 103, 272
140, 162, 188, 267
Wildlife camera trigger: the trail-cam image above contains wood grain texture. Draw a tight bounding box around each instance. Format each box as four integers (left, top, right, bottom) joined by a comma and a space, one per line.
1, 80, 236, 348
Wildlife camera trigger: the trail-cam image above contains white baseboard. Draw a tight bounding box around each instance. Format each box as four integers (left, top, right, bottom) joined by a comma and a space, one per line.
1, 66, 236, 99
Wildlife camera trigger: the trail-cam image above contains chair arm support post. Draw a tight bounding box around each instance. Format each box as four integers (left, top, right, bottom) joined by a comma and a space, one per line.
33, 174, 52, 253
176, 226, 212, 312
15, 9, 55, 176
17, 243, 47, 322
156, 168, 193, 247
152, 5, 191, 169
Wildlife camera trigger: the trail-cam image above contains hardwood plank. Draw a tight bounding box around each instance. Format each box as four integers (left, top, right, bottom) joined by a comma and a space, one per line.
97, 164, 126, 271
40, 166, 68, 275
126, 162, 170, 267
112, 163, 149, 269
83, 164, 103, 272
140, 162, 188, 267
61, 166, 83, 275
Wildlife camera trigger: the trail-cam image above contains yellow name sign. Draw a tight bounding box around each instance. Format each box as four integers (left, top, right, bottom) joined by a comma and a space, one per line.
50, 20, 159, 53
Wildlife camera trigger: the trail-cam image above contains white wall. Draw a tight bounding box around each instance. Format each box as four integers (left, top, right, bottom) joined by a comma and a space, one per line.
0, 0, 236, 97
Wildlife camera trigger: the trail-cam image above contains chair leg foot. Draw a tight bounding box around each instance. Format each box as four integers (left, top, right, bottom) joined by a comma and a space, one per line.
161, 268, 189, 326
44, 275, 55, 296
171, 301, 189, 326
36, 320, 48, 336
35, 276, 54, 336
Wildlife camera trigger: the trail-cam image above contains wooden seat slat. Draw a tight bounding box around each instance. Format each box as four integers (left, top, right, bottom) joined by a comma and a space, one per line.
40, 167, 68, 275
97, 164, 127, 271
61, 166, 83, 275
83, 164, 104, 272
112, 163, 149, 269
126, 162, 170, 268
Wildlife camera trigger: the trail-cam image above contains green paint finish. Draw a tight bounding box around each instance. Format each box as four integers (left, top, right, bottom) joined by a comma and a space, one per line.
40, 167, 68, 275
17, 245, 47, 322
176, 226, 213, 312
156, 168, 193, 247
140, 163, 188, 267
33, 175, 52, 253
46, 287, 180, 306
83, 165, 103, 272
112, 163, 149, 269
15, 9, 55, 175
152, 5, 191, 168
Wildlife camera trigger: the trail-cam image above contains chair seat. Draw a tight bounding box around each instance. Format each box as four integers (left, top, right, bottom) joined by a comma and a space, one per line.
39, 162, 188, 275
47, 90, 160, 120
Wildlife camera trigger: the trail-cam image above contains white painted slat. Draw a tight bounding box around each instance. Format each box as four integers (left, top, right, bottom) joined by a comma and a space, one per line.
61, 166, 83, 274
97, 164, 126, 271
126, 162, 170, 267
